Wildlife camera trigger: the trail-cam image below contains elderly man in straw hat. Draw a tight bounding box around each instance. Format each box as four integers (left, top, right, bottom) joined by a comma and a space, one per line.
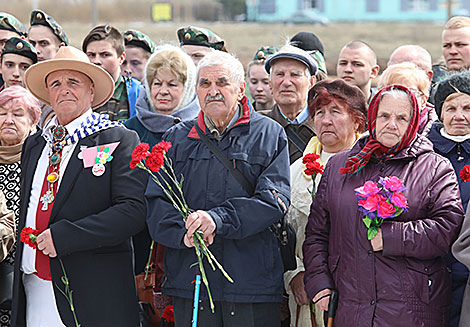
10, 46, 147, 327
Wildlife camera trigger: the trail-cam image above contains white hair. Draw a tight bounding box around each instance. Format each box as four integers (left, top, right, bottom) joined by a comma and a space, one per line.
196, 50, 245, 87
380, 87, 413, 104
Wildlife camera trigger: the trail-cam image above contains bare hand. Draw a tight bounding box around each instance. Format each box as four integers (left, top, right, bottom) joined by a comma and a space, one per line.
184, 210, 216, 247
290, 272, 309, 306
371, 228, 383, 251
36, 229, 57, 257
313, 288, 332, 311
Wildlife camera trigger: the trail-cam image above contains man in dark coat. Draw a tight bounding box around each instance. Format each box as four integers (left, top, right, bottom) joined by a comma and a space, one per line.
11, 45, 146, 327
146, 50, 290, 326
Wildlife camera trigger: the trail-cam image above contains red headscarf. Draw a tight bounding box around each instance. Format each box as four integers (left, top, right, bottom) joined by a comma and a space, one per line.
339, 84, 419, 175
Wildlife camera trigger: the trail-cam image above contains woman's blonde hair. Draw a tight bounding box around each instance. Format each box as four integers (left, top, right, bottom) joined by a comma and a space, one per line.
378, 62, 430, 98
146, 48, 188, 89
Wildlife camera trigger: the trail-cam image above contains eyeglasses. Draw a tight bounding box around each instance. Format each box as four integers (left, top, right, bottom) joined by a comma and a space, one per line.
409, 88, 426, 98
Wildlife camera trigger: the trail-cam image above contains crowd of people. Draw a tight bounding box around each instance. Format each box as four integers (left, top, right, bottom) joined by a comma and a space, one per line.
0, 8, 470, 327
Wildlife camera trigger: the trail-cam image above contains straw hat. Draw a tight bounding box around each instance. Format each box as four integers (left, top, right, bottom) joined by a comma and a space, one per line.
24, 46, 114, 109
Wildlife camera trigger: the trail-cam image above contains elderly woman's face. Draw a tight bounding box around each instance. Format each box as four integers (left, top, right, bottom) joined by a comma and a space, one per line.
313, 100, 358, 153
150, 69, 184, 115
442, 93, 470, 136
376, 94, 412, 148
0, 101, 34, 146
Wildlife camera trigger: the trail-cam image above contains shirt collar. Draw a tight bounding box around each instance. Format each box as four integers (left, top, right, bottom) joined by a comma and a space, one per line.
42, 109, 94, 140
279, 104, 309, 124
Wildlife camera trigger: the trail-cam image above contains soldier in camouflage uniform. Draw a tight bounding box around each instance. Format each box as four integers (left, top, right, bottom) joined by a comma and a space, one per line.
0, 13, 27, 90
83, 25, 141, 122
177, 25, 227, 66
0, 37, 37, 90
28, 9, 68, 62
121, 29, 155, 83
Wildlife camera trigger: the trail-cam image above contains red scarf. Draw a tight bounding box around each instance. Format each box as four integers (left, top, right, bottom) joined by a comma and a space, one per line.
339, 84, 419, 175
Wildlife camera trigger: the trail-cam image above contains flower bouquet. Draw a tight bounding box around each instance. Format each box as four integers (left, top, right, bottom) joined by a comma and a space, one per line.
355, 176, 408, 240
302, 153, 324, 200
130, 142, 233, 313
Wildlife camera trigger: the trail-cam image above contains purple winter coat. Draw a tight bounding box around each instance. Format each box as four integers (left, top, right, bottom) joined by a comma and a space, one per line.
303, 134, 464, 327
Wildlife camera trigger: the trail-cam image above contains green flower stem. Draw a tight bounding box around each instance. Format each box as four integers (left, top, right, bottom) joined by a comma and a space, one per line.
55, 259, 80, 327
196, 233, 233, 283
144, 241, 155, 280
194, 237, 215, 313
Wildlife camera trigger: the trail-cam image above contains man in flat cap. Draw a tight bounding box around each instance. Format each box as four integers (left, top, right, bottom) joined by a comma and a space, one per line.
264, 45, 317, 164
28, 10, 68, 62
121, 29, 155, 83
83, 25, 141, 122
0, 37, 37, 90
11, 46, 146, 327
177, 25, 227, 66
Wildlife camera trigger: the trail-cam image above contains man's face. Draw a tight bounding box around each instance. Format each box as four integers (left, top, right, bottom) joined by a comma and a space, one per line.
121, 46, 148, 82
269, 58, 314, 110
86, 40, 125, 82
28, 25, 60, 61
0, 30, 19, 53
0, 54, 33, 88
196, 64, 245, 128
337, 47, 378, 90
442, 27, 470, 71
46, 70, 95, 125
181, 44, 211, 66
248, 63, 273, 107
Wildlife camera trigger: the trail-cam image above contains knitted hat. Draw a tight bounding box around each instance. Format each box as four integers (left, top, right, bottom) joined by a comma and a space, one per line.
0, 12, 26, 36
30, 10, 69, 45
123, 29, 156, 54
290, 32, 324, 56
144, 44, 196, 113
177, 26, 227, 52
1, 37, 38, 64
253, 46, 277, 61
308, 79, 367, 118
434, 72, 470, 118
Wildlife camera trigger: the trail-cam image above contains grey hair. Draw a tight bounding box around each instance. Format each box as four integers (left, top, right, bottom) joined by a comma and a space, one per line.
380, 87, 413, 104
196, 50, 245, 87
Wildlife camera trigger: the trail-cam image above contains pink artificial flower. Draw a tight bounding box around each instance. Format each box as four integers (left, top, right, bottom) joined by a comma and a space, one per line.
382, 176, 404, 192
390, 192, 408, 209
358, 193, 385, 211
377, 200, 396, 218
355, 181, 380, 198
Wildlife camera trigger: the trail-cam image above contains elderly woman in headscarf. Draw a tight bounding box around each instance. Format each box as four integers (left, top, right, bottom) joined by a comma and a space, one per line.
285, 79, 366, 327
428, 71, 470, 327
0, 85, 40, 326
303, 84, 463, 327
378, 62, 437, 136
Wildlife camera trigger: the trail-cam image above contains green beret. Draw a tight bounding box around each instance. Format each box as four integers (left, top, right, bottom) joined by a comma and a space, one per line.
253, 46, 277, 61
309, 49, 328, 75
30, 10, 69, 45
1, 37, 38, 64
177, 26, 226, 51
0, 12, 27, 36
123, 29, 156, 53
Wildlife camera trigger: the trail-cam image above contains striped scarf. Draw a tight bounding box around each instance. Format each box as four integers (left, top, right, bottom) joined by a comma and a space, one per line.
339, 84, 419, 175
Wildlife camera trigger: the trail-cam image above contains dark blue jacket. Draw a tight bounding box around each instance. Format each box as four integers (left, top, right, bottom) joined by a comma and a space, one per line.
146, 96, 290, 303
428, 121, 470, 327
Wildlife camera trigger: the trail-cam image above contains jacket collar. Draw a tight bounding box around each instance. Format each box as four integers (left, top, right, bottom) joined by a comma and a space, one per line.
427, 121, 470, 155
188, 95, 251, 139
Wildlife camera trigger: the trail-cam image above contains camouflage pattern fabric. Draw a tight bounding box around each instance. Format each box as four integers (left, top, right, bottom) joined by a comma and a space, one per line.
1, 37, 38, 63
30, 9, 69, 45
253, 46, 277, 61
93, 75, 130, 122
177, 25, 226, 51
123, 29, 155, 53
0, 12, 26, 36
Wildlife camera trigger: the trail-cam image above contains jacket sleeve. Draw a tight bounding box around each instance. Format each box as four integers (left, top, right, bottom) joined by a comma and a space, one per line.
207, 131, 291, 240
302, 160, 335, 300
51, 130, 148, 256
382, 156, 464, 260
0, 190, 15, 262
453, 205, 470, 269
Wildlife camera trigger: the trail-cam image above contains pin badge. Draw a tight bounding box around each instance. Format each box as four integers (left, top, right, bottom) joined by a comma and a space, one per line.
92, 163, 105, 177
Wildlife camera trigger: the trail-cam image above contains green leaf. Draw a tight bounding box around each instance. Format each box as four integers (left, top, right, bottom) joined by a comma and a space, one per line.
104, 147, 109, 153
107, 155, 113, 162
363, 217, 372, 228
95, 157, 100, 164
368, 226, 378, 240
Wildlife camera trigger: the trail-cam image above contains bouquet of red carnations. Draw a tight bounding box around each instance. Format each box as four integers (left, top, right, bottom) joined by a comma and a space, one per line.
355, 176, 409, 240
302, 153, 324, 200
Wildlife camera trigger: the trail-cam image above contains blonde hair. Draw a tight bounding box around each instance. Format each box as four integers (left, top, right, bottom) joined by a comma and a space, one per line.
378, 62, 430, 97
444, 16, 470, 30
146, 48, 188, 89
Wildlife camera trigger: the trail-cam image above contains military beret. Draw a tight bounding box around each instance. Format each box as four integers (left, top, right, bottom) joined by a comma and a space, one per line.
123, 29, 156, 53
253, 46, 277, 61
30, 10, 69, 45
177, 26, 227, 52
434, 71, 470, 118
0, 12, 27, 36
1, 37, 38, 64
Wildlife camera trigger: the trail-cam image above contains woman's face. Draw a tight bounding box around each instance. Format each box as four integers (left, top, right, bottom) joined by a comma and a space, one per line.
0, 102, 33, 146
376, 94, 412, 148
313, 100, 359, 153
150, 69, 184, 115
441, 93, 470, 136
398, 81, 428, 112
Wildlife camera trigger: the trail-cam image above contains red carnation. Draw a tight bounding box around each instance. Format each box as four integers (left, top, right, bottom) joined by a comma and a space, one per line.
461, 165, 470, 182
302, 153, 320, 164
131, 143, 150, 163
304, 161, 324, 176
20, 227, 39, 249
162, 305, 174, 322
147, 151, 164, 172
153, 141, 172, 154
